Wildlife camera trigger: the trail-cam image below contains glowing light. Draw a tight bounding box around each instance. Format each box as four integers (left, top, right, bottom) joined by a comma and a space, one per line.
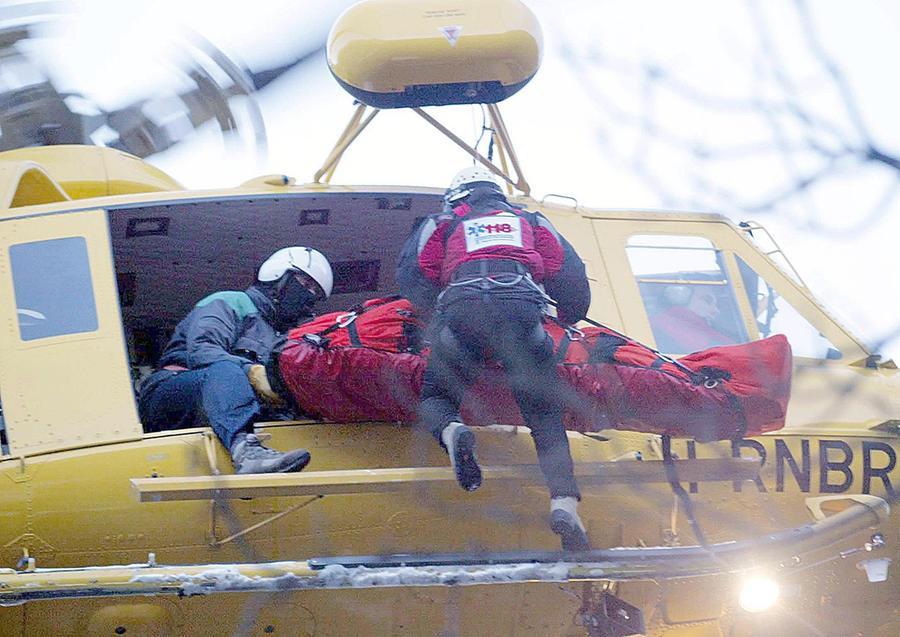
739, 577, 780, 613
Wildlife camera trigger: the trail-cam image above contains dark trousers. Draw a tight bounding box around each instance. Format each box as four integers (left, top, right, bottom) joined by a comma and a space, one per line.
420, 287, 580, 499
138, 360, 260, 449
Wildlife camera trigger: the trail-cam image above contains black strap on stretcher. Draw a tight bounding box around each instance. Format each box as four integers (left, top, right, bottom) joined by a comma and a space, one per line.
546, 313, 705, 384
301, 295, 402, 349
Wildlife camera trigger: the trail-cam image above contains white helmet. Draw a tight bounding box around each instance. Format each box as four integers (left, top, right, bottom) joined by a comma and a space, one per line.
257, 247, 333, 298
445, 165, 502, 204
663, 284, 691, 306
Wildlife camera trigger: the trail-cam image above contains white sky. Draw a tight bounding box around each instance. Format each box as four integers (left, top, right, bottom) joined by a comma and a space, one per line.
25, 0, 900, 359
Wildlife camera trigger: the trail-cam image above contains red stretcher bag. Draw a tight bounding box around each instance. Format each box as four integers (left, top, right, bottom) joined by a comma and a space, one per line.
278, 305, 792, 440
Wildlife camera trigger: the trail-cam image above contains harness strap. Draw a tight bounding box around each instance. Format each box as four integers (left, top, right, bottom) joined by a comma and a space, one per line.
546, 315, 588, 363
346, 320, 363, 348
447, 273, 524, 289
555, 333, 572, 363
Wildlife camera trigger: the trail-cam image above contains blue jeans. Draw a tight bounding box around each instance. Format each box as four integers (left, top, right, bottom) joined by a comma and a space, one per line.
138, 360, 260, 449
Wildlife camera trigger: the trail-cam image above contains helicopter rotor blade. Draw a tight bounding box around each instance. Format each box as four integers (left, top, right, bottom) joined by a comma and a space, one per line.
0, 8, 326, 159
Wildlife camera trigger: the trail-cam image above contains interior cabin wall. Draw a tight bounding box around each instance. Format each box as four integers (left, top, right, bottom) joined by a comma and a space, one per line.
106, 192, 442, 376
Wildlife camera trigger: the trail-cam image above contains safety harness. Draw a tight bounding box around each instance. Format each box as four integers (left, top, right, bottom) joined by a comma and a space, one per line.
433, 200, 556, 310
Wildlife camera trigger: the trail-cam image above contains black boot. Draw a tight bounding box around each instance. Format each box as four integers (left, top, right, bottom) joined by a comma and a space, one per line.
442, 422, 482, 491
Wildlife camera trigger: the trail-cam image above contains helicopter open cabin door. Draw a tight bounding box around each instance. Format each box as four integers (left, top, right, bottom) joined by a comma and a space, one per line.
0, 206, 141, 456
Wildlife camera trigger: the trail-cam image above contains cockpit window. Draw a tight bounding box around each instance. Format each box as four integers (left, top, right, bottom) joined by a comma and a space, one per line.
10, 237, 98, 341
626, 234, 748, 353
736, 256, 841, 359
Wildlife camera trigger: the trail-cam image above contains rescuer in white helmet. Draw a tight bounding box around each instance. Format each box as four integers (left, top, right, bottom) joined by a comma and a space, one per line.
138, 247, 333, 474
397, 165, 593, 551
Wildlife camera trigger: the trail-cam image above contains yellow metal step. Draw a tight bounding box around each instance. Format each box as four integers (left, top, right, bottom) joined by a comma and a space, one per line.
131, 458, 759, 502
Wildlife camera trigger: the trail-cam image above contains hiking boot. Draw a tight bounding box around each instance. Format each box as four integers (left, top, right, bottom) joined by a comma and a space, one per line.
550, 497, 591, 552
230, 433, 311, 474
442, 422, 482, 491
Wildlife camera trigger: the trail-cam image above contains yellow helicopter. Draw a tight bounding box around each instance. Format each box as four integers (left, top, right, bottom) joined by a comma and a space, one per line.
0, 1, 896, 635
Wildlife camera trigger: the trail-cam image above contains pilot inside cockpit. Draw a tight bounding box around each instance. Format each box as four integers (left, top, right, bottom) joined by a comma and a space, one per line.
649, 284, 739, 353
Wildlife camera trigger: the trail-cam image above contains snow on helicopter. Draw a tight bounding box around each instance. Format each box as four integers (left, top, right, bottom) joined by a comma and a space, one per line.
0, 1, 896, 635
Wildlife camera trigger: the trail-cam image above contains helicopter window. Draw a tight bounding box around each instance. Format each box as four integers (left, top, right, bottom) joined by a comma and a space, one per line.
9, 236, 99, 341
736, 256, 841, 359
626, 234, 748, 353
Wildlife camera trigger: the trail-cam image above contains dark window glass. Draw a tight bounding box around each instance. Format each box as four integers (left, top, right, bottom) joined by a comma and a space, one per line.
10, 237, 99, 341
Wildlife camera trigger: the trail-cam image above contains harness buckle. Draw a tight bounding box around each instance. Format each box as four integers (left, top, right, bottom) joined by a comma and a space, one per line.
336, 312, 359, 329
302, 333, 329, 348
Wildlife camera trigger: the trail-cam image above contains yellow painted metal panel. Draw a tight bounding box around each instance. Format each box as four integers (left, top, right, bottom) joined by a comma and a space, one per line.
5, 584, 586, 636
0, 209, 141, 454
0, 419, 895, 634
